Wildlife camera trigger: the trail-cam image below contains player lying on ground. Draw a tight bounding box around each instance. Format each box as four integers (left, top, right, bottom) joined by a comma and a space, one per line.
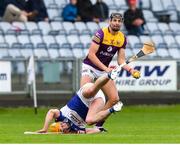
35, 69, 123, 134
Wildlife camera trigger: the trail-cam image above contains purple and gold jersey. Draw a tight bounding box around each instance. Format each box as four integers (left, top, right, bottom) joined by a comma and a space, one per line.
83, 27, 127, 71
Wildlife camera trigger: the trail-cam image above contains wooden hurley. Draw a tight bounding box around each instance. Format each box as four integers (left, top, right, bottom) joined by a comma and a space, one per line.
126, 41, 156, 64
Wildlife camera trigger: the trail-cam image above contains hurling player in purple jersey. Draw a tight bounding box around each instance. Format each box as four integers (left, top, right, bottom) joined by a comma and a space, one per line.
81, 13, 140, 117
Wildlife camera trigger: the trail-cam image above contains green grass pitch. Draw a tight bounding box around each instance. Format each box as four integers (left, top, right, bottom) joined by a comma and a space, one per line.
0, 105, 180, 143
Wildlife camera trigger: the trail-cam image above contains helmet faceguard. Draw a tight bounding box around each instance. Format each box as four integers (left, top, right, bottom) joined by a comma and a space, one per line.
110, 13, 124, 22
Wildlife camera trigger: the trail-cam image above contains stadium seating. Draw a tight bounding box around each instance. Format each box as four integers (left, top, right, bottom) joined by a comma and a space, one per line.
99, 22, 109, 28
42, 35, 56, 48
86, 22, 99, 34
173, 0, 180, 11
0, 20, 179, 60
0, 43, 9, 58
44, 0, 55, 8
8, 43, 23, 58
163, 35, 179, 48
54, 0, 67, 8
59, 47, 73, 57
141, 0, 151, 9
162, 0, 176, 11
24, 22, 39, 34
127, 35, 143, 49
146, 22, 162, 35
79, 35, 91, 49
143, 10, 158, 22
150, 0, 165, 12
5, 35, 18, 47
157, 23, 173, 35
48, 43, 60, 59
169, 22, 180, 35
50, 21, 66, 35
55, 35, 69, 47
62, 22, 78, 35
66, 34, 82, 48
114, 0, 128, 10
29, 35, 43, 47
175, 35, 180, 46
103, 0, 117, 10
0, 0, 180, 74
74, 22, 91, 35
125, 47, 134, 58
0, 22, 12, 34
17, 35, 30, 45
168, 48, 180, 59
47, 8, 59, 21
38, 21, 52, 35
20, 43, 34, 58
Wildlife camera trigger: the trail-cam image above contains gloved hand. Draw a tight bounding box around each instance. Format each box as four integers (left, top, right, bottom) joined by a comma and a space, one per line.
108, 69, 118, 80
131, 70, 141, 79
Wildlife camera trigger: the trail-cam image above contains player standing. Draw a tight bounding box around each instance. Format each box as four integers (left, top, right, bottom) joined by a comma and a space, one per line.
81, 13, 140, 112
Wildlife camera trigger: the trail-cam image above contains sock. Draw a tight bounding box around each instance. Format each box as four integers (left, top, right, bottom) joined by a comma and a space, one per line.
109, 107, 115, 113
96, 120, 105, 127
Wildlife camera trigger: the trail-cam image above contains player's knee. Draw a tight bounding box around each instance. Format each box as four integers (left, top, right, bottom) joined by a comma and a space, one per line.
7, 4, 13, 10
87, 87, 94, 96
86, 117, 94, 125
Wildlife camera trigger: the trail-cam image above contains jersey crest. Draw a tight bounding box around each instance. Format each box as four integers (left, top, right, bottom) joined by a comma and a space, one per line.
107, 46, 113, 52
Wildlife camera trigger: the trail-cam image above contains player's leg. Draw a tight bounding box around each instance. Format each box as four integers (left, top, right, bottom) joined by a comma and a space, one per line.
80, 63, 97, 87
85, 98, 106, 125
80, 75, 93, 87
82, 74, 110, 99
101, 80, 120, 110
36, 109, 60, 133
86, 98, 123, 125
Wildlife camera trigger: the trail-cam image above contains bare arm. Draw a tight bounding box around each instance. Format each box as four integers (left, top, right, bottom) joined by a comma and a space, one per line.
88, 42, 112, 72
117, 48, 134, 74
36, 109, 60, 133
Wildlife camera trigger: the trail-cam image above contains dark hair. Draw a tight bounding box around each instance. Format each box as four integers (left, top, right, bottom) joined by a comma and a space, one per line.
110, 13, 124, 22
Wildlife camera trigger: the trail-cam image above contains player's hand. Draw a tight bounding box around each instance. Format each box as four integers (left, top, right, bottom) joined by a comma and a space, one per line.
105, 67, 114, 73
36, 129, 47, 133
109, 65, 117, 69
131, 70, 141, 79
108, 69, 118, 80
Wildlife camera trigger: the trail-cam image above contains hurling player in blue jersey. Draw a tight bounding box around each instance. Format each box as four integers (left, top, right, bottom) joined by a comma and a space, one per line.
36, 70, 123, 134
81, 13, 140, 112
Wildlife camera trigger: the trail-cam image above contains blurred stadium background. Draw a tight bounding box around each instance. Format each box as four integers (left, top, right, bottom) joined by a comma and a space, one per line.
0, 0, 179, 107
0, 0, 180, 143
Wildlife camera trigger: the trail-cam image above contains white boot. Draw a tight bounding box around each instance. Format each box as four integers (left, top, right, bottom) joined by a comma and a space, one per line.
112, 101, 123, 112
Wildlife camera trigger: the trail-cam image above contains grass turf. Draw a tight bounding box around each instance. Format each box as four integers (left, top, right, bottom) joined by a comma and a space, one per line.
0, 105, 180, 143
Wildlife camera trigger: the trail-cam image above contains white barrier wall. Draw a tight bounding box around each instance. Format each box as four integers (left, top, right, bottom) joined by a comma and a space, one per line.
111, 60, 177, 91
0, 61, 11, 92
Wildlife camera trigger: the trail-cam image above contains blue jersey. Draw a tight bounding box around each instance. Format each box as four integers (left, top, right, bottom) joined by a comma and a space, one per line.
66, 94, 89, 120
56, 83, 105, 131
57, 94, 89, 131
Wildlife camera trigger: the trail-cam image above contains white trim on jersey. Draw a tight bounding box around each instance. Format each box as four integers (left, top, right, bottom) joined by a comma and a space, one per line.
60, 105, 86, 129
